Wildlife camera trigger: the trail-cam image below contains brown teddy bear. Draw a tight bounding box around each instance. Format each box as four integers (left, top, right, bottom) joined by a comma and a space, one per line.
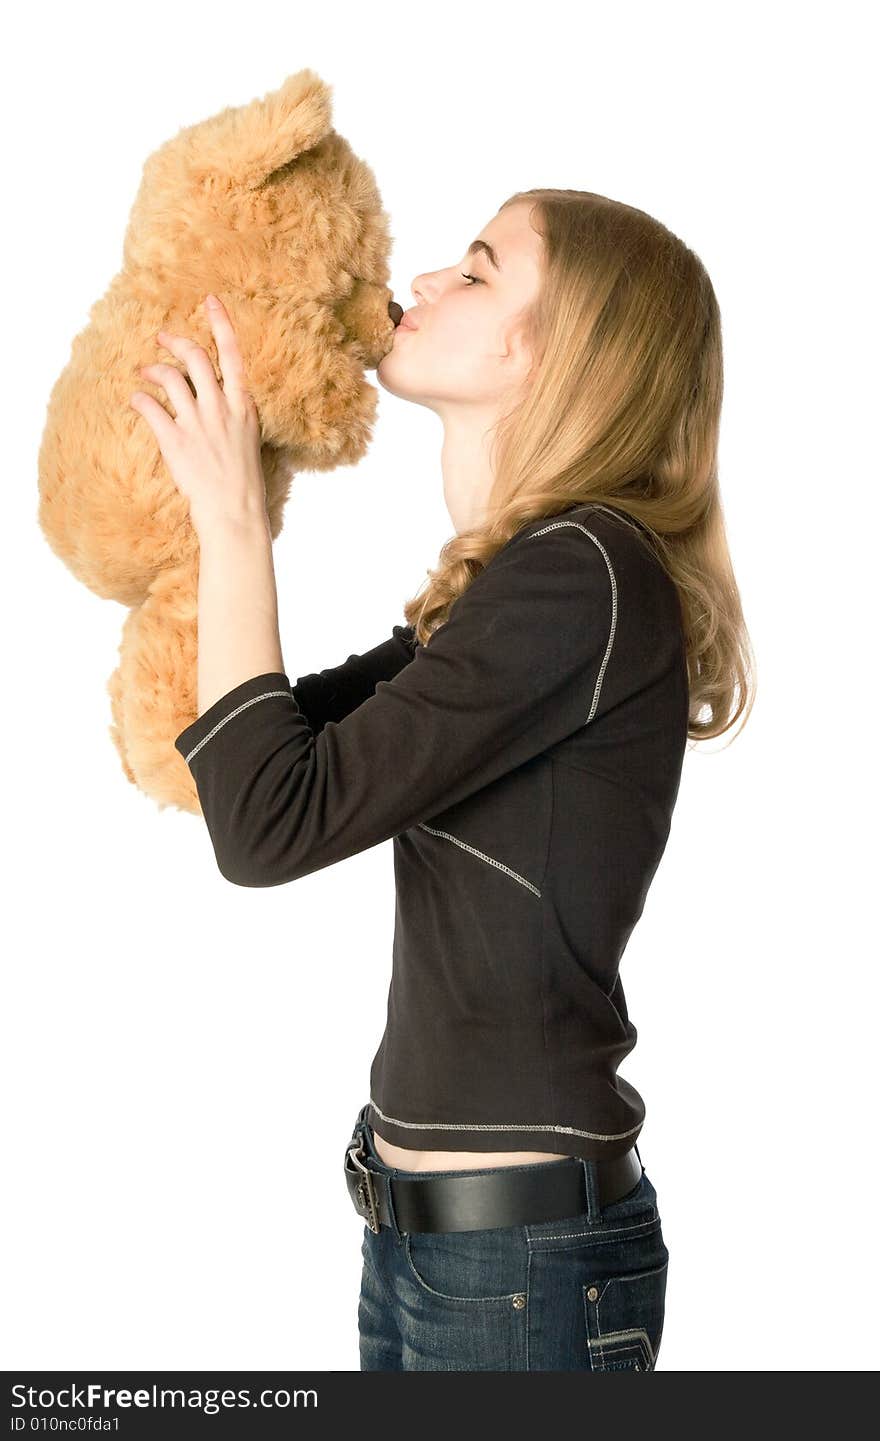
37, 68, 401, 815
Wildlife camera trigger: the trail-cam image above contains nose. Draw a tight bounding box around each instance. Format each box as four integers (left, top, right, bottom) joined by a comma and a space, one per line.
388, 298, 404, 326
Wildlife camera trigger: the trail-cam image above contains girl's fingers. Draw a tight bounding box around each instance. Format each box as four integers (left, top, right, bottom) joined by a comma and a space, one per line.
129, 387, 180, 454
202, 295, 252, 408
156, 328, 223, 407
139, 362, 198, 418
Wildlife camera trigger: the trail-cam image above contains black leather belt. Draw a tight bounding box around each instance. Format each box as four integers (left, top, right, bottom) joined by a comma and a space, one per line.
343, 1126, 643, 1235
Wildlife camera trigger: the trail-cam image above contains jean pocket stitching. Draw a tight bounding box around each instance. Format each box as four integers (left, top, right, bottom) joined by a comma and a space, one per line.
528, 1214, 661, 1251
403, 1234, 526, 1305
583, 1257, 669, 1372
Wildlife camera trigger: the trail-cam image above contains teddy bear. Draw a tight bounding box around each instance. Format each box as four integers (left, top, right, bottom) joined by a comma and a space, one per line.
36, 68, 401, 816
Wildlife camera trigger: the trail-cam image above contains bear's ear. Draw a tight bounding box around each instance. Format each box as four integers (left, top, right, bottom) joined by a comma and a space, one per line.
184, 68, 335, 193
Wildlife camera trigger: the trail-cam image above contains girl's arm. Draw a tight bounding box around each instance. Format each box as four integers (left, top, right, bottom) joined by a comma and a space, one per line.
174, 517, 636, 888
192, 513, 416, 732
195, 513, 284, 717
291, 625, 418, 735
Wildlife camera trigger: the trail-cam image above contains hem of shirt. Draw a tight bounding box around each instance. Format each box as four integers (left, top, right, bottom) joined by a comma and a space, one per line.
174, 670, 292, 760
365, 1100, 643, 1164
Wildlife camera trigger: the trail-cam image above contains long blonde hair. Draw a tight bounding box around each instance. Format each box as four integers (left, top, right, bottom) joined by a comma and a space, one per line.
402, 188, 755, 742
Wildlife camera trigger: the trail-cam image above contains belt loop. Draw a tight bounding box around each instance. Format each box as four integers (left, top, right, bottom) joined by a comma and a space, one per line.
581, 1156, 602, 1221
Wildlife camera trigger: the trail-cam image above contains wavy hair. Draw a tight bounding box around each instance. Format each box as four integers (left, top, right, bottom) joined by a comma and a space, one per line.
402, 188, 755, 742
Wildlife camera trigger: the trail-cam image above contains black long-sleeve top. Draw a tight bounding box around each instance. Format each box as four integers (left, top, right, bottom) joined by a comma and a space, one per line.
174, 501, 690, 1162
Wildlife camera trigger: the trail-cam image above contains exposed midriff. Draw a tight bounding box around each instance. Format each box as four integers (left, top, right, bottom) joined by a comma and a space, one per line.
372, 1127, 571, 1172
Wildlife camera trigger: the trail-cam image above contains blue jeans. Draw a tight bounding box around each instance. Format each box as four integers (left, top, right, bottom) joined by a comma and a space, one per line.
355, 1114, 669, 1371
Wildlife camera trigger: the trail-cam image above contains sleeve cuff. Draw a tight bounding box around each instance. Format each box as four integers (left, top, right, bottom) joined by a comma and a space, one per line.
174, 671, 294, 765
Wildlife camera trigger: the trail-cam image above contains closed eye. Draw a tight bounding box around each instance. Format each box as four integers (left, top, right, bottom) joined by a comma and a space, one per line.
460, 272, 484, 286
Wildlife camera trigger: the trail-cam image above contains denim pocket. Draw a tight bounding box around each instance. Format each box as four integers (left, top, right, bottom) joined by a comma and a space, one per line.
403, 1225, 529, 1305
583, 1255, 669, 1371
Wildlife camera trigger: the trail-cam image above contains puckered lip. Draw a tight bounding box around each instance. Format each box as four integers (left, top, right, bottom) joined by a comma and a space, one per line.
398, 311, 420, 330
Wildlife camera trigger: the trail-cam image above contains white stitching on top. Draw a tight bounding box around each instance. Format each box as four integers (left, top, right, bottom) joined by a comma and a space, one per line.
368, 1097, 643, 1143
526, 519, 618, 723
584, 501, 646, 537
417, 822, 541, 898
181, 689, 293, 764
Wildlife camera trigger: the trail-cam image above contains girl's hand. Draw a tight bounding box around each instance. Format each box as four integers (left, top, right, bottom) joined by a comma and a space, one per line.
129, 294, 267, 536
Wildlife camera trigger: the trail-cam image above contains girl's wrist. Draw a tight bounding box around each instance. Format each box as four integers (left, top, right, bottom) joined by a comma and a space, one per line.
194, 504, 270, 543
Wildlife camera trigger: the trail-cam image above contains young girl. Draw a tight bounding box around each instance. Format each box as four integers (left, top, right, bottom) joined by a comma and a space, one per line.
139, 188, 753, 1371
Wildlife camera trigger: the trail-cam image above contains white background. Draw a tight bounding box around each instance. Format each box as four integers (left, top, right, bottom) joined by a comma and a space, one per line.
3, 0, 876, 1374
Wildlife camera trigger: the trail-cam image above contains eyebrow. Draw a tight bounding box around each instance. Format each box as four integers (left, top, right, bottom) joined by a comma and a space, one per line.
467, 239, 502, 272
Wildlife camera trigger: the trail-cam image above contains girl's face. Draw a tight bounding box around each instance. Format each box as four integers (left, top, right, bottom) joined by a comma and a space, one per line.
377, 202, 545, 417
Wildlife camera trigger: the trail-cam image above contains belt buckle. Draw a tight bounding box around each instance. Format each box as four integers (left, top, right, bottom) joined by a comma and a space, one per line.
348, 1143, 381, 1234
